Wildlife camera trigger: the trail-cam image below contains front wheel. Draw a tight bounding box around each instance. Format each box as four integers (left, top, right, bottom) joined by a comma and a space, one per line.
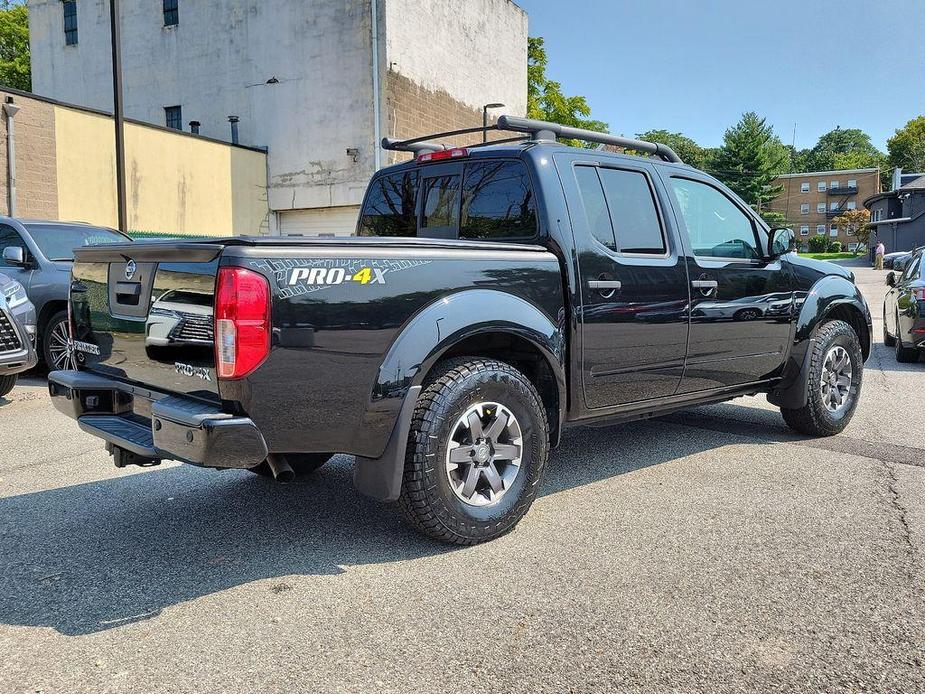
397, 358, 549, 545
42, 310, 75, 371
781, 319, 863, 437
0, 374, 16, 398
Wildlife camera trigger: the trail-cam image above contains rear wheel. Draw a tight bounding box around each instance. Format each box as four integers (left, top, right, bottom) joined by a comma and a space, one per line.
248, 453, 331, 477
895, 314, 921, 363
397, 358, 549, 545
0, 374, 16, 398
42, 310, 75, 371
781, 319, 863, 437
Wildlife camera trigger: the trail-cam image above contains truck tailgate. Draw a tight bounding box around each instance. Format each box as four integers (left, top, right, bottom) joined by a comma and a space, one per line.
70, 243, 222, 401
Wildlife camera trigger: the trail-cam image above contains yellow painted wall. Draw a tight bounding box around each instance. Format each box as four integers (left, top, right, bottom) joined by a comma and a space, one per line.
53, 105, 268, 237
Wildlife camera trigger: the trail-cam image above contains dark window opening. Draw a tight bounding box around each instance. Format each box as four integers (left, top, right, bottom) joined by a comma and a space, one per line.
358, 171, 419, 237
164, 105, 182, 131
460, 161, 537, 240
422, 174, 460, 231
163, 0, 178, 26
597, 168, 666, 254
575, 166, 615, 250
63, 1, 78, 46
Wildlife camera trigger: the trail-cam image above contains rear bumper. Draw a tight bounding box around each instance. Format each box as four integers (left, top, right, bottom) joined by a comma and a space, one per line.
48, 370, 268, 468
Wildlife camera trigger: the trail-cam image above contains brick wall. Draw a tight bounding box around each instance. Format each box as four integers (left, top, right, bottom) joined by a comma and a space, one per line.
0, 90, 58, 219
385, 70, 514, 164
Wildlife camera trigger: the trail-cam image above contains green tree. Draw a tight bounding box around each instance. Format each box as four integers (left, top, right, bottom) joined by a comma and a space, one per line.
708, 112, 789, 212
887, 116, 925, 173
527, 37, 607, 147
633, 129, 708, 168
805, 127, 884, 172
0, 0, 29, 92
833, 208, 872, 250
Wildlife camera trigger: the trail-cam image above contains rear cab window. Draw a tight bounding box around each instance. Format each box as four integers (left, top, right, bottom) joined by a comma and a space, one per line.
358, 157, 538, 242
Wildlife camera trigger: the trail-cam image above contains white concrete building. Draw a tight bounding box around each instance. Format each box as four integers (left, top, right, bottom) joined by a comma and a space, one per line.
27, 0, 528, 235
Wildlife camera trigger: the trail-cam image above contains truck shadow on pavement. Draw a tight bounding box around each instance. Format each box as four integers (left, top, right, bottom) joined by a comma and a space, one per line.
0, 413, 787, 636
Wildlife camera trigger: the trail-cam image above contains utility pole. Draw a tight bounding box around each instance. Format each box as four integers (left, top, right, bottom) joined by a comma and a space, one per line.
109, 0, 127, 232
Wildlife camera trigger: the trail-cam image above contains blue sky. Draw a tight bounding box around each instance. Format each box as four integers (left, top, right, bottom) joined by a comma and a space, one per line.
517, 0, 925, 151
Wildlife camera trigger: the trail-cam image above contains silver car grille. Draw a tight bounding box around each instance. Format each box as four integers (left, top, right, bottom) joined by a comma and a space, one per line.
0, 311, 23, 354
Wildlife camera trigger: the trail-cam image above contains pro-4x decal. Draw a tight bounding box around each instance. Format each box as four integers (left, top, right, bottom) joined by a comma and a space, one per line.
248, 258, 432, 298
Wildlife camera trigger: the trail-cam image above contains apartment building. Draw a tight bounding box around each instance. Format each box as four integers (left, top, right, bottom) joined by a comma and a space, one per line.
768, 168, 880, 250
27, 0, 528, 235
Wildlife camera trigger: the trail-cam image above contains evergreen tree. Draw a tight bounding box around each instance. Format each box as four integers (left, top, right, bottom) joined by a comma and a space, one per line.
709, 112, 788, 211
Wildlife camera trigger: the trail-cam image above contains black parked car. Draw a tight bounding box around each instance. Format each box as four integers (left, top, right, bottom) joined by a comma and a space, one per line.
884, 247, 925, 362
48, 116, 872, 545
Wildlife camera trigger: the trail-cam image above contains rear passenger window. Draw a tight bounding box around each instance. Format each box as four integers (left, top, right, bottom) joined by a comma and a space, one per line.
358, 171, 418, 237
598, 169, 666, 254
422, 174, 460, 230
460, 161, 537, 239
575, 166, 615, 250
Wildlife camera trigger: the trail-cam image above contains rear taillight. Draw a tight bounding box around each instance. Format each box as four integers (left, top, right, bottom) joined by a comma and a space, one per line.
417, 147, 469, 163
913, 287, 925, 301
214, 267, 271, 379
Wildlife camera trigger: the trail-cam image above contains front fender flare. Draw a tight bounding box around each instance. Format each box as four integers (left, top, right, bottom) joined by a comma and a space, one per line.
767, 275, 871, 409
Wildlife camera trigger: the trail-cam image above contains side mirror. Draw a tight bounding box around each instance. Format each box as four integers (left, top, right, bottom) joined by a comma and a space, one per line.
769, 227, 796, 258
886, 272, 896, 287
2, 246, 25, 266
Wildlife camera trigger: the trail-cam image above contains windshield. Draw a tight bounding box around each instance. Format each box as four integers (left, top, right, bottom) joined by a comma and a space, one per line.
24, 224, 129, 261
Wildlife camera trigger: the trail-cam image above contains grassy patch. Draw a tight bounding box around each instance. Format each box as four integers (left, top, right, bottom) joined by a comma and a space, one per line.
799, 252, 858, 261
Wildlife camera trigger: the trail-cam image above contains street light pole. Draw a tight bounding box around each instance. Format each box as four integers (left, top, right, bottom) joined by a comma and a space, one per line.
482, 103, 505, 143
109, 0, 127, 232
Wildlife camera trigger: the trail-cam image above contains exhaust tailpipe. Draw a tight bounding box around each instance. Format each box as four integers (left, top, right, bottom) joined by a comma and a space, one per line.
266, 454, 294, 483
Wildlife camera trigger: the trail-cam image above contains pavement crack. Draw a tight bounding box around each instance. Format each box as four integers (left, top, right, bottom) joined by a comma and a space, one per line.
879, 460, 923, 593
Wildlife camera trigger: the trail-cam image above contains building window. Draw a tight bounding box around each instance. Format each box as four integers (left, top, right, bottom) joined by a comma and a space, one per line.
830, 201, 839, 211
163, 0, 178, 26
847, 200, 856, 210
63, 1, 78, 46
164, 105, 182, 130
800, 225, 809, 236
831, 180, 839, 189
830, 224, 838, 237
816, 224, 826, 235
801, 203, 809, 214
847, 226, 856, 236
800, 182, 810, 193
817, 202, 826, 213
818, 181, 826, 192
848, 179, 857, 188
872, 209, 882, 222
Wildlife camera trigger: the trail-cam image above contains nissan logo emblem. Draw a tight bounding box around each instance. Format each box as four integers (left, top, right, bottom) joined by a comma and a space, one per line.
125, 260, 137, 281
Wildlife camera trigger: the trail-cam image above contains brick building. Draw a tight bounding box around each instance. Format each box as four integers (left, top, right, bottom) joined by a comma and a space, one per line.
27, 0, 528, 236
767, 168, 880, 250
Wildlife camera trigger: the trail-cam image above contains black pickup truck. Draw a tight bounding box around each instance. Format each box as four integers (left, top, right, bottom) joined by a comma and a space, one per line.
49, 116, 872, 545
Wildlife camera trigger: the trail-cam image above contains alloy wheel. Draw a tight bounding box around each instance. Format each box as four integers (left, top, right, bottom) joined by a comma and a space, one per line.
47, 320, 76, 371
445, 402, 523, 507
819, 345, 852, 413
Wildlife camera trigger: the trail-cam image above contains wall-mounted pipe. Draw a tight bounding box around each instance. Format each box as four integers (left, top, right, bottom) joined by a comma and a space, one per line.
3, 99, 20, 217
371, 0, 381, 171
228, 115, 240, 145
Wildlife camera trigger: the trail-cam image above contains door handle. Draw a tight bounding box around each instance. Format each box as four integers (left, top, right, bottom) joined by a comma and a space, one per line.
691, 280, 718, 289
588, 280, 622, 290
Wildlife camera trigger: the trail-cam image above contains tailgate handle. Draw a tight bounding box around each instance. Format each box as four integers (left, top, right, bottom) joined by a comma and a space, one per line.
115, 281, 142, 305
70, 280, 88, 294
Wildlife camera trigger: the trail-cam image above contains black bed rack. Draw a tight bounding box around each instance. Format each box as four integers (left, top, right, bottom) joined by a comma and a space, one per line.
381, 115, 683, 164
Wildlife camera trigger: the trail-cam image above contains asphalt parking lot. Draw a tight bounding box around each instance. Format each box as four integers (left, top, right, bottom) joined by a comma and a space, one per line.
1, 259, 923, 693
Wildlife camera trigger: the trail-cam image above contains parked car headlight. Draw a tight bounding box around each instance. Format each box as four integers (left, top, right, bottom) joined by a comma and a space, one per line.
2, 281, 27, 309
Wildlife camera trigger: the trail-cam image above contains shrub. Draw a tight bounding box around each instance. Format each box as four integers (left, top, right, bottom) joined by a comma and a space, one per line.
808, 234, 829, 253
829, 240, 842, 253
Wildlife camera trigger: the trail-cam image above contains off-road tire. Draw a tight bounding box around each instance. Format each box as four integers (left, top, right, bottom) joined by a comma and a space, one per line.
397, 357, 549, 545
895, 317, 921, 363
883, 308, 896, 347
0, 374, 16, 398
781, 319, 863, 437
248, 453, 332, 477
